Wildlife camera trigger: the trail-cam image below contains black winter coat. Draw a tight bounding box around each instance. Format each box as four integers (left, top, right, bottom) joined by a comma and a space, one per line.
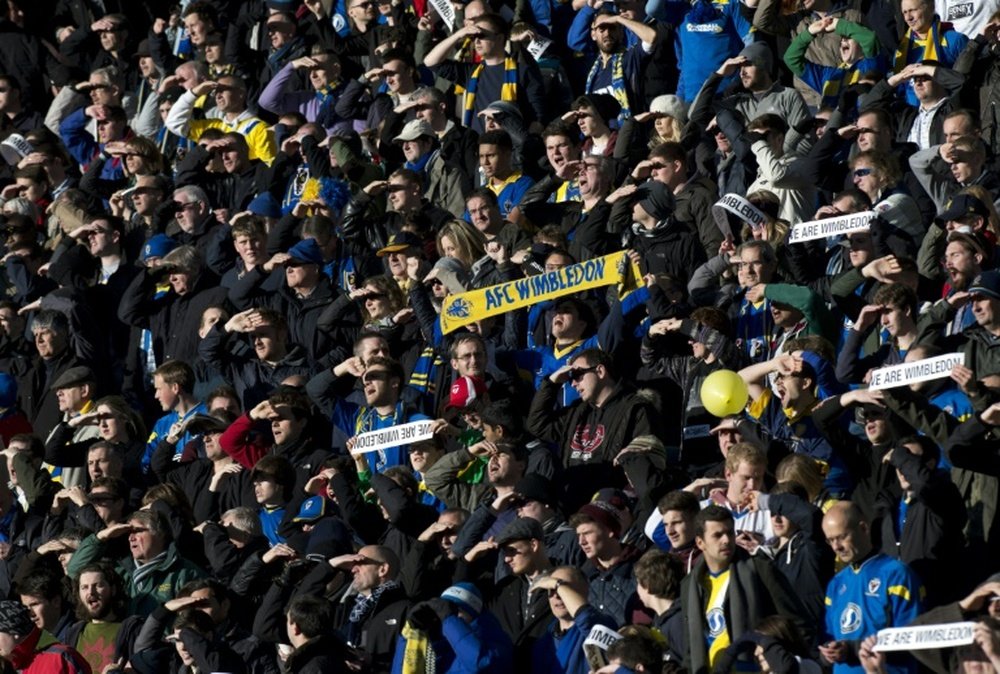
118, 268, 229, 365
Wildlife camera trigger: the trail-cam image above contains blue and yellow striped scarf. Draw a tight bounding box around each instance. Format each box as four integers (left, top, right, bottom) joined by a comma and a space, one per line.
585, 52, 631, 121
463, 56, 518, 127
893, 20, 945, 73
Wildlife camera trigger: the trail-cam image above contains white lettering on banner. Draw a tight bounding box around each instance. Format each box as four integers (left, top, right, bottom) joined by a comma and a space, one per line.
584, 625, 622, 650
427, 0, 455, 31
868, 353, 965, 390
712, 194, 768, 240
787, 211, 875, 243
874, 622, 976, 652
527, 36, 552, 60
350, 420, 435, 456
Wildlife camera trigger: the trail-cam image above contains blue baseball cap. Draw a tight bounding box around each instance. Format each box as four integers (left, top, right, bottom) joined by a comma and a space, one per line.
142, 234, 179, 261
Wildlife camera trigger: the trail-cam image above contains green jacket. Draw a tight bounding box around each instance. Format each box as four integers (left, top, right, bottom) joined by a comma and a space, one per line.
763, 282, 839, 344
68, 535, 205, 616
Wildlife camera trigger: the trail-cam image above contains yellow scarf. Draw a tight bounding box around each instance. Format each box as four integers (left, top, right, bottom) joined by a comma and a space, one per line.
400, 621, 435, 674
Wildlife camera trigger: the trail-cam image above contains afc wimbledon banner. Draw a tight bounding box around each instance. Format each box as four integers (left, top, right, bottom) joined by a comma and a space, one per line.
439, 251, 642, 334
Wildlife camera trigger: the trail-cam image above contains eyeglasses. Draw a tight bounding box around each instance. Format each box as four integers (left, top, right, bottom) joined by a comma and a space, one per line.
568, 366, 597, 382
456, 352, 484, 361
853, 168, 873, 178
176, 202, 200, 211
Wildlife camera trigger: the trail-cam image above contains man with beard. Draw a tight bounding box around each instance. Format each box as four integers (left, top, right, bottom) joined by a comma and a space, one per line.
926, 230, 987, 339
326, 356, 429, 475
694, 42, 810, 134
63, 561, 142, 673
572, 8, 657, 124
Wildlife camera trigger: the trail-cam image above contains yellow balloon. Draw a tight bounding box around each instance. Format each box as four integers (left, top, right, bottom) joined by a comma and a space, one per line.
700, 369, 749, 418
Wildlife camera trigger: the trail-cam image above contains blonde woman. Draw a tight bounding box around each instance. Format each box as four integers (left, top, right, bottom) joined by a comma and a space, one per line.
436, 220, 486, 269
635, 94, 687, 148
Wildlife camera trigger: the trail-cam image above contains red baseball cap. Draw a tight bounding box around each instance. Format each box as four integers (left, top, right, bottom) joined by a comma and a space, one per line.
446, 375, 487, 411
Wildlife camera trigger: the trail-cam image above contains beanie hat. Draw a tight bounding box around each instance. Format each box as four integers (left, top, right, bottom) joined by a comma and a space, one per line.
0, 601, 35, 638
441, 582, 483, 618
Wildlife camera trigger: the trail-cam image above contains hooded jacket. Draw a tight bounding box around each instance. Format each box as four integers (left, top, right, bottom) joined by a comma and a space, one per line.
528, 379, 661, 510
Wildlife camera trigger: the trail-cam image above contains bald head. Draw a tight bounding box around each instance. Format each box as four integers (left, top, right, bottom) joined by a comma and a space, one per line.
822, 501, 871, 565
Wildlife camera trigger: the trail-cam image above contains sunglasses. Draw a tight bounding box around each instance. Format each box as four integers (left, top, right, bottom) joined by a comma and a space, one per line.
853, 168, 873, 178
568, 366, 597, 382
